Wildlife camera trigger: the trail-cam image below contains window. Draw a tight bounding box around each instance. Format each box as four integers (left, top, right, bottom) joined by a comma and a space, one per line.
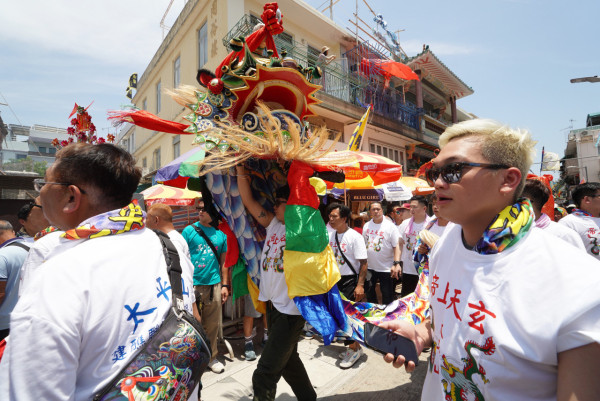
39, 146, 47, 153
16, 154, 27, 160
276, 31, 294, 54
307, 45, 320, 68
156, 81, 161, 113
174, 56, 181, 88
143, 98, 147, 111
370, 142, 403, 164
173, 135, 181, 159
129, 132, 135, 153
152, 147, 161, 170
142, 157, 147, 168
198, 23, 208, 68
49, 147, 56, 155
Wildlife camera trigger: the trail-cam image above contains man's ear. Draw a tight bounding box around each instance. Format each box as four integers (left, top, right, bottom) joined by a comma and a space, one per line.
62, 185, 84, 214
499, 167, 522, 196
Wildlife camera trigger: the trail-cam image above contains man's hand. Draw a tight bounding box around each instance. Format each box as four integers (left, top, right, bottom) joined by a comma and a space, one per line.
380, 319, 431, 373
354, 284, 365, 302
390, 264, 402, 280
417, 243, 429, 255
221, 286, 229, 304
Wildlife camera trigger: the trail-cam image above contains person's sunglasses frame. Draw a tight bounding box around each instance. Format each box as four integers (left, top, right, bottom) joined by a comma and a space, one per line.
425, 161, 510, 186
33, 178, 86, 194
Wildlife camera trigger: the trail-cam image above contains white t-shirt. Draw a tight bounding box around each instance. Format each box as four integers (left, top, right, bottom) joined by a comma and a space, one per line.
168, 229, 191, 261
362, 218, 400, 272
541, 221, 586, 250
2, 228, 195, 401
398, 217, 430, 275
558, 213, 600, 260
258, 218, 300, 315
422, 223, 600, 401
329, 228, 368, 276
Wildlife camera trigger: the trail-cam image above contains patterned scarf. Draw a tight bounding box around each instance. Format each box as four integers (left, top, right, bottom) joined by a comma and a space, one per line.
474, 198, 534, 255
572, 208, 592, 217
34, 226, 60, 241
62, 202, 145, 240
535, 213, 551, 229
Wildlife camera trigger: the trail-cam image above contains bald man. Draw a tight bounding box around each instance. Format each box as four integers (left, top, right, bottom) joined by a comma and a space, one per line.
146, 203, 191, 260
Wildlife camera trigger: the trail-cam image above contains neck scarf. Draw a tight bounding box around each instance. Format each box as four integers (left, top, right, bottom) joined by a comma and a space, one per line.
473, 198, 534, 255
34, 226, 60, 241
62, 202, 145, 240
535, 213, 551, 229
572, 208, 592, 217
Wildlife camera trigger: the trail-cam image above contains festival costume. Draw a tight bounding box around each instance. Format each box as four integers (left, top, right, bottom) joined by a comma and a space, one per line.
558, 211, 600, 260
2, 203, 196, 400
182, 222, 227, 361
422, 200, 600, 401
534, 213, 585, 250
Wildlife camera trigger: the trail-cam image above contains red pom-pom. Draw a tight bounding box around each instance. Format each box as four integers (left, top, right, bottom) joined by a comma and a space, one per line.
208, 78, 224, 94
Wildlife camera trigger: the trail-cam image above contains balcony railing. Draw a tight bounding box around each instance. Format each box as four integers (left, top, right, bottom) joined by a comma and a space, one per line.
223, 15, 420, 131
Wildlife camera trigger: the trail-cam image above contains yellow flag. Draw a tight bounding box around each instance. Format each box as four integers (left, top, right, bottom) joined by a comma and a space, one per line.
347, 106, 370, 151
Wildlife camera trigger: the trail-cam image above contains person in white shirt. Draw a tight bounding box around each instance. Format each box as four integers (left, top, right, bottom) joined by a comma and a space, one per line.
397, 195, 431, 297
521, 178, 586, 250
558, 182, 600, 259
363, 202, 401, 304
236, 164, 316, 401
327, 203, 368, 369
1, 143, 200, 401
146, 203, 192, 259
392, 203, 411, 227
382, 119, 600, 401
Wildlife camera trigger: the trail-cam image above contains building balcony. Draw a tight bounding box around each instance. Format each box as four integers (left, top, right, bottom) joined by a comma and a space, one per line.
223, 15, 425, 133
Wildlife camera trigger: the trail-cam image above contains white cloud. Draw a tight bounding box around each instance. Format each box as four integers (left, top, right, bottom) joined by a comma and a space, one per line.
0, 0, 186, 67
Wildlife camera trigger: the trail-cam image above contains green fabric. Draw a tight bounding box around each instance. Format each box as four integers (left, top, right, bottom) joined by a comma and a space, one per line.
231, 257, 249, 301
178, 149, 205, 178
284, 204, 328, 253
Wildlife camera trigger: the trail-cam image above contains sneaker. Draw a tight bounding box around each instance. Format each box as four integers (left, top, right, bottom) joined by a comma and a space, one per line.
338, 349, 352, 360
208, 358, 225, 373
245, 342, 257, 361
340, 348, 364, 369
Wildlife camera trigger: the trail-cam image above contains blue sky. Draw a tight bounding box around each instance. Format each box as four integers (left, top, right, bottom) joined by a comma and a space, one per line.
1, 0, 599, 170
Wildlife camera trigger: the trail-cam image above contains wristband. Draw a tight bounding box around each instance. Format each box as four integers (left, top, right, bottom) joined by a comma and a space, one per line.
393, 261, 401, 266
221, 284, 230, 289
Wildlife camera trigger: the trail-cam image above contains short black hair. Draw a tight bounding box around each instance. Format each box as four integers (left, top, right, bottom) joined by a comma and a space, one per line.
522, 179, 550, 211
572, 182, 600, 208
53, 143, 141, 209
17, 203, 33, 221
326, 203, 351, 222
274, 184, 290, 200
410, 195, 428, 207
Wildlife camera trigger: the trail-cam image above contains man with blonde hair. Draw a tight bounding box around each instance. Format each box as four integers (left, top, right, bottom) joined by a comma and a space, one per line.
146, 203, 190, 259
382, 119, 600, 400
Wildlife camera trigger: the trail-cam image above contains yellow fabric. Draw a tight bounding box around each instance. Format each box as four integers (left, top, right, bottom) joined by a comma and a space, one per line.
309, 177, 327, 196
283, 245, 341, 298
247, 274, 266, 314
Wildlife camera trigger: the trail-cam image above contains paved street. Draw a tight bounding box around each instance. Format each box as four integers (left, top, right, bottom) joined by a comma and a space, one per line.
201, 331, 428, 400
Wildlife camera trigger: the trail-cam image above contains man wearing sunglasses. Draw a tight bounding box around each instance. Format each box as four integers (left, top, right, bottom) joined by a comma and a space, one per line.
16, 198, 49, 240
558, 182, 600, 260
382, 119, 600, 400
182, 198, 228, 374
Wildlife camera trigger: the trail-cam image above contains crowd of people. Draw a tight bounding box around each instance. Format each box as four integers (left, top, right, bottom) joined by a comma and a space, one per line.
0, 118, 599, 400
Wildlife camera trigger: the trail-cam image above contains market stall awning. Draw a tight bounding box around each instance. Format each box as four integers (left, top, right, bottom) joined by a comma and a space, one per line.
141, 184, 202, 207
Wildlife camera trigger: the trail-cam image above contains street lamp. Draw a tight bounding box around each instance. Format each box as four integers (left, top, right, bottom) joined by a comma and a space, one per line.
570, 76, 600, 83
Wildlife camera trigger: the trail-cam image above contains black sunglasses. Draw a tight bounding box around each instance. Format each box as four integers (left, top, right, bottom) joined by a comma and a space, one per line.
196, 207, 206, 212
29, 201, 42, 209
425, 162, 510, 186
